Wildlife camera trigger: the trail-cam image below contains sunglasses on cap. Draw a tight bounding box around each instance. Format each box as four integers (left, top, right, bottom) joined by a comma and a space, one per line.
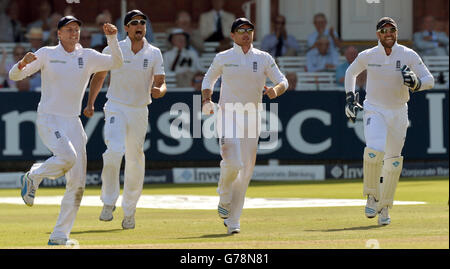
377, 27, 397, 34
128, 19, 146, 26
235, 28, 254, 34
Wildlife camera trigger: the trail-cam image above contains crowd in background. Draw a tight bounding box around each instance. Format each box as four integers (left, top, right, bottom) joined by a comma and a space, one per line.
0, 0, 449, 91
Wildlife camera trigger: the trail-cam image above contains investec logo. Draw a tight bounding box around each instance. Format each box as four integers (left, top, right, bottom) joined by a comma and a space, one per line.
331, 165, 363, 179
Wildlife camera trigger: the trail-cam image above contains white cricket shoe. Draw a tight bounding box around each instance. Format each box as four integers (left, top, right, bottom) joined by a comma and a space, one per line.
218, 202, 231, 219
47, 238, 77, 246
20, 172, 36, 207
365, 195, 377, 218
99, 204, 116, 221
378, 207, 391, 225
224, 219, 240, 235
122, 214, 135, 229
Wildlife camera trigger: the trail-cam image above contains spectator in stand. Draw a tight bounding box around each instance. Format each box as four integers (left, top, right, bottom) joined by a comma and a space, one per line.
261, 15, 299, 57
413, 15, 449, 56
0, 44, 33, 91
46, 13, 63, 46
306, 35, 339, 72
91, 12, 113, 51
199, 0, 235, 42
116, 1, 154, 42
27, 0, 53, 43
336, 46, 366, 90
168, 10, 204, 54
285, 72, 298, 91
26, 27, 44, 52
307, 13, 341, 53
0, 0, 24, 42
192, 71, 204, 91
216, 37, 233, 52
163, 28, 202, 87
79, 30, 93, 48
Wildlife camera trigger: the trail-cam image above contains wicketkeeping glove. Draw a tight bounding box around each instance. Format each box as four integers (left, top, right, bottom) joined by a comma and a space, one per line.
401, 65, 422, 92
345, 91, 363, 123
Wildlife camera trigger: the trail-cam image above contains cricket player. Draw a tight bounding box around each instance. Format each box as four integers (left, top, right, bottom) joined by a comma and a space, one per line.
345, 17, 434, 225
83, 10, 166, 230
10, 16, 123, 245
201, 18, 288, 234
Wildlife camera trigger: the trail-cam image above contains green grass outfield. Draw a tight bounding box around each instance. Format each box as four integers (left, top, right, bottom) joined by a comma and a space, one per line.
0, 177, 448, 249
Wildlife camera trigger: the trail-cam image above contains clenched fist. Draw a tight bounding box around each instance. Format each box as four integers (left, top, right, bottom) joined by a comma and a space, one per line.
103, 23, 118, 35
18, 52, 37, 69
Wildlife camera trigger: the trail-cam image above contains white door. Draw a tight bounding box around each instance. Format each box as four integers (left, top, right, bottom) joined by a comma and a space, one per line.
279, 0, 339, 41
340, 0, 413, 40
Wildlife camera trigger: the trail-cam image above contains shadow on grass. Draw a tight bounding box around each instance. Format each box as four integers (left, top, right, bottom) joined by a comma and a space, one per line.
178, 234, 233, 239
49, 229, 124, 235
305, 225, 383, 232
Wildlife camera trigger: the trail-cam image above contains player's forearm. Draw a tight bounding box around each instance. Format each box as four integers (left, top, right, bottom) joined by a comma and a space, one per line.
106, 35, 123, 69
418, 75, 435, 91
87, 73, 107, 106
9, 63, 30, 81
274, 80, 288, 97
202, 89, 213, 102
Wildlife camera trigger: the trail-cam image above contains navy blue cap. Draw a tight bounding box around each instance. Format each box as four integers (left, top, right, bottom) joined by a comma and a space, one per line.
57, 16, 82, 29
231, 17, 254, 33
124, 10, 147, 26
376, 17, 397, 30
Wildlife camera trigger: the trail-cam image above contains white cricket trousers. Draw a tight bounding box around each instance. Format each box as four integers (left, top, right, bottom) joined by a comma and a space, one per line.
100, 100, 148, 217
29, 113, 87, 240
363, 101, 409, 159
216, 109, 261, 226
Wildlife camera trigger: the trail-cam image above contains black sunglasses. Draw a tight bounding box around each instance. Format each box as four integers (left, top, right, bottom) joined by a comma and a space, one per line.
378, 27, 396, 34
128, 19, 146, 26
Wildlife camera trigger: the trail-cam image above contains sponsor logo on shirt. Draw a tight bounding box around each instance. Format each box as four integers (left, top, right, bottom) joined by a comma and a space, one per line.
368, 64, 382, 67
224, 64, 239, 67
253, 61, 258, 72
49, 60, 67, 64
54, 131, 61, 139
78, 57, 84, 69
124, 60, 132, 64
396, 60, 401, 70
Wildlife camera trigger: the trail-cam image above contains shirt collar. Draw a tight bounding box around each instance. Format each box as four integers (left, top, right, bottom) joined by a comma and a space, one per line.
232, 42, 253, 55
57, 41, 82, 55
377, 40, 399, 55
125, 36, 149, 51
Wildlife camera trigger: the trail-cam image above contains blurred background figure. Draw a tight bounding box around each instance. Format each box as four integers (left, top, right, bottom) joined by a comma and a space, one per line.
215, 37, 233, 52
26, 27, 44, 52
285, 72, 298, 91
79, 29, 93, 48
91, 11, 112, 51
169, 10, 203, 54
116, 1, 154, 42
199, 0, 235, 42
0, 44, 25, 88
413, 15, 449, 56
164, 28, 202, 87
336, 46, 366, 90
261, 15, 299, 57
0, 0, 24, 42
27, 0, 53, 43
46, 13, 63, 46
306, 35, 339, 72
308, 13, 341, 53
191, 71, 204, 91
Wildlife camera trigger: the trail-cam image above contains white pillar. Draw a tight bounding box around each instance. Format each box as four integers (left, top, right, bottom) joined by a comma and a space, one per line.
255, 0, 271, 41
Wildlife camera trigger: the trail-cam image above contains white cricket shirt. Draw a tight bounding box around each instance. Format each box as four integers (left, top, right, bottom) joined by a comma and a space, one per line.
345, 41, 434, 109
202, 43, 288, 111
9, 35, 123, 117
104, 37, 165, 106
